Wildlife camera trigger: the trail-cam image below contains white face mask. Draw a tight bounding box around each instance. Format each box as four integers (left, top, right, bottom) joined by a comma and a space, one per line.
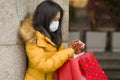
49, 21, 59, 32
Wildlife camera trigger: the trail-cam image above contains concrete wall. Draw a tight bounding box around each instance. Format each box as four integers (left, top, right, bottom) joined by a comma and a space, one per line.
0, 0, 69, 80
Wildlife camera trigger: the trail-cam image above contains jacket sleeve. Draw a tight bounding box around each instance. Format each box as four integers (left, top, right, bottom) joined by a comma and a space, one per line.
25, 42, 74, 73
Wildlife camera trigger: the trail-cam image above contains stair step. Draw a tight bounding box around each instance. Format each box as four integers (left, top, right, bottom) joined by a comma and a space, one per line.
105, 70, 120, 80
92, 53, 120, 69
94, 52, 120, 60
98, 60, 120, 69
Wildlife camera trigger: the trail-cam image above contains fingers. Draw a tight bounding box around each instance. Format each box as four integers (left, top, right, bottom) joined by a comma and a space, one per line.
78, 41, 85, 49
68, 40, 85, 54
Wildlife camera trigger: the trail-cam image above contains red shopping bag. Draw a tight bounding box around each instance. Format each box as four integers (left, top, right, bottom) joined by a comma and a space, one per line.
69, 57, 87, 80
54, 51, 108, 80
54, 60, 72, 80
54, 55, 87, 80
78, 51, 108, 80
59, 60, 72, 80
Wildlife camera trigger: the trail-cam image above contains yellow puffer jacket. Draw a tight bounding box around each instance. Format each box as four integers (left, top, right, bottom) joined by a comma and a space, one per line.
19, 15, 74, 80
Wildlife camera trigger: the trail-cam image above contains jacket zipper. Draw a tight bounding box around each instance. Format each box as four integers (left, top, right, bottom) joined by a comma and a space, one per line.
45, 74, 47, 80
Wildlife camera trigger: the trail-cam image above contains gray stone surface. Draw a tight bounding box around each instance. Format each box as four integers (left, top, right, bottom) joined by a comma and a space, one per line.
0, 45, 26, 80
0, 0, 28, 45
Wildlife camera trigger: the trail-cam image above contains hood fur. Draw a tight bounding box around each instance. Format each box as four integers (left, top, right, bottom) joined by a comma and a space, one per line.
18, 14, 36, 43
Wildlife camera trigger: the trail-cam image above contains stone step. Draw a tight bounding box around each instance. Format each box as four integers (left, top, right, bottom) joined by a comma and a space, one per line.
94, 52, 120, 60
98, 60, 120, 70
93, 53, 120, 69
105, 70, 120, 80
94, 53, 120, 80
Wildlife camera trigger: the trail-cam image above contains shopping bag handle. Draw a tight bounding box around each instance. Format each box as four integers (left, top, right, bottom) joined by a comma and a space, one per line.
73, 51, 86, 58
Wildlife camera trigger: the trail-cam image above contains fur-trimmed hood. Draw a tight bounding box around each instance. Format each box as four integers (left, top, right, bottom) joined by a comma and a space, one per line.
19, 15, 36, 43
18, 14, 55, 47
19, 14, 53, 44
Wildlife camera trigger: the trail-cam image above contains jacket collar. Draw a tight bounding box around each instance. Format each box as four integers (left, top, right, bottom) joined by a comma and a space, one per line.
36, 31, 56, 47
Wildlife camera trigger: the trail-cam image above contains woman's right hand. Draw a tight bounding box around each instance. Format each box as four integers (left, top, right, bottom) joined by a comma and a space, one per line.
68, 40, 85, 54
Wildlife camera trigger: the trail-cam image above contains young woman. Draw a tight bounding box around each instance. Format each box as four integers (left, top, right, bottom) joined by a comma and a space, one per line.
19, 0, 85, 80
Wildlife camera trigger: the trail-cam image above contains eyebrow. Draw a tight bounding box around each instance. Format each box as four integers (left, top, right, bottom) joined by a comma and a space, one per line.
54, 17, 60, 20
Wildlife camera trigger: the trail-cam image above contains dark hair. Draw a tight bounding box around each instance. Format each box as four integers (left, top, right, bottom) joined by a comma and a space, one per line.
32, 0, 64, 48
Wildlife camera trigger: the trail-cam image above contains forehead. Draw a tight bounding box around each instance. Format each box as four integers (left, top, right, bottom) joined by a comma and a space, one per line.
55, 12, 60, 18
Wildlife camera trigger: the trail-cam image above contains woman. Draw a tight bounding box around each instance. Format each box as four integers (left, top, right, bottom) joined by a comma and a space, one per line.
19, 0, 85, 80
